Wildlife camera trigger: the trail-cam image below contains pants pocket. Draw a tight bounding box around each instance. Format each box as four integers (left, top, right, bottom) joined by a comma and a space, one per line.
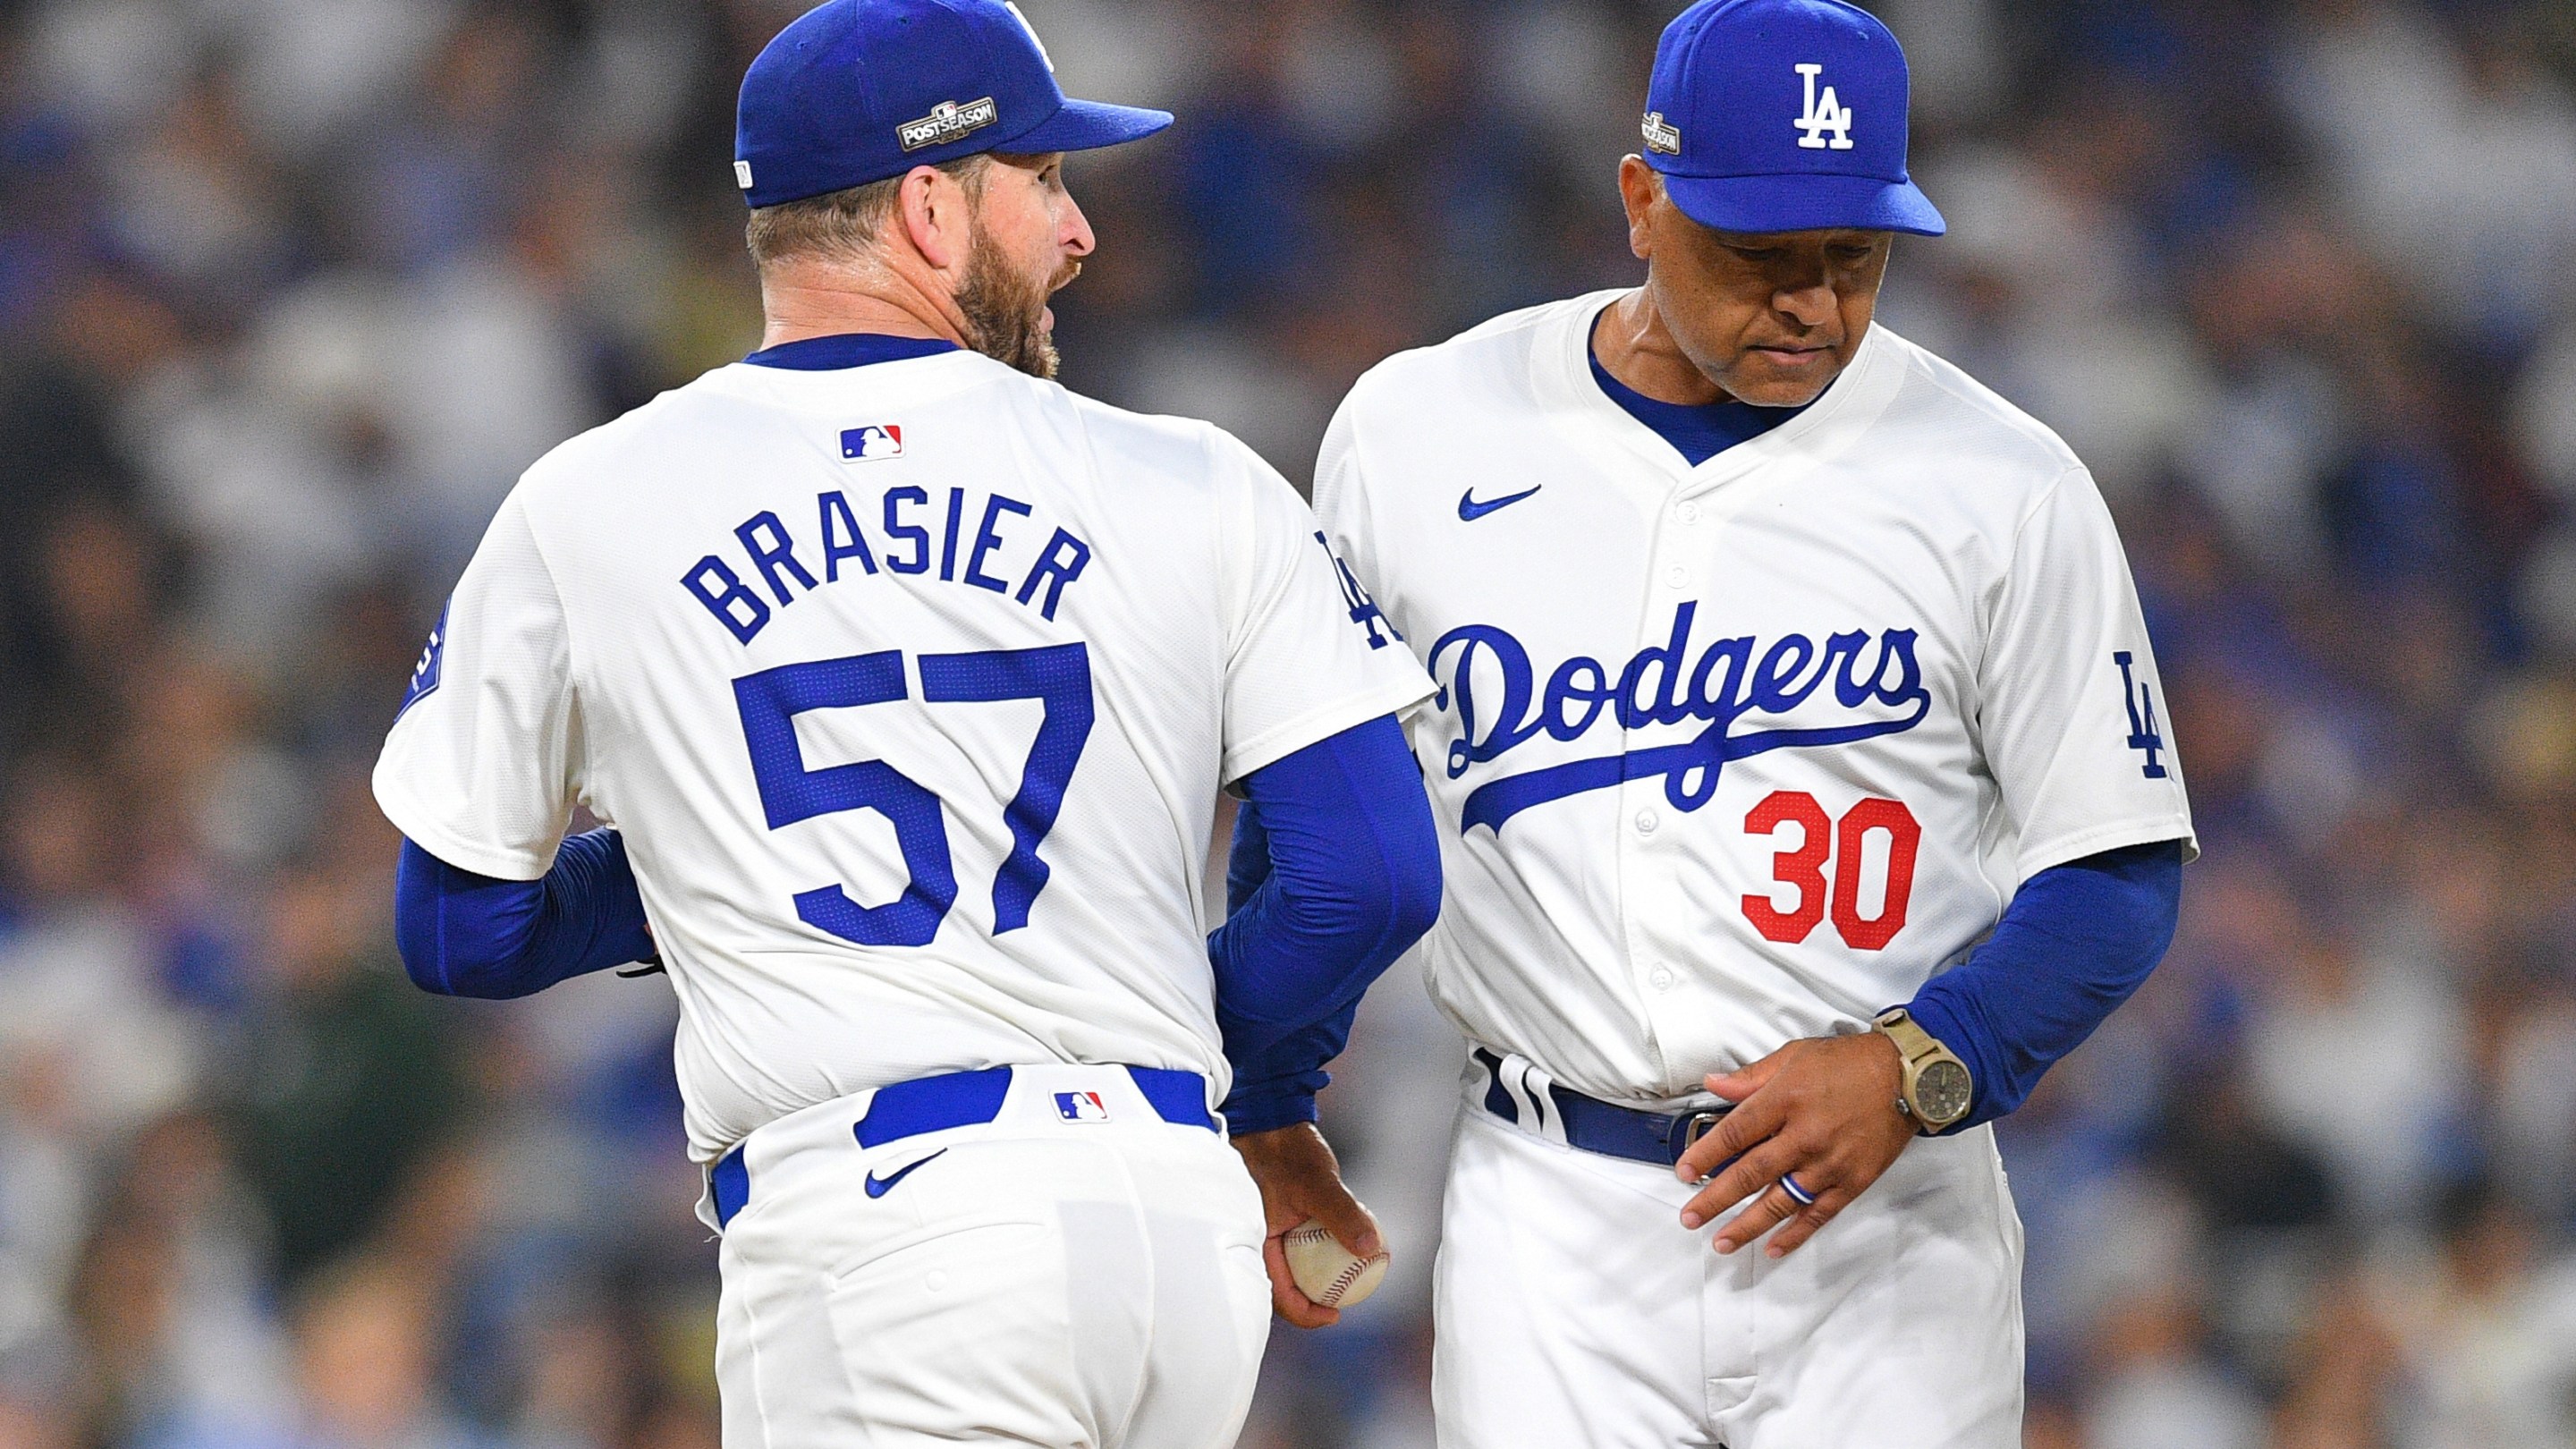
825, 1218, 1082, 1446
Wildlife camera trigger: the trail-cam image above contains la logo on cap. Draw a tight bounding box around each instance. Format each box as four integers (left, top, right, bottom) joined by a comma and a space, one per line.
1793, 63, 1853, 150
1002, 0, 1052, 71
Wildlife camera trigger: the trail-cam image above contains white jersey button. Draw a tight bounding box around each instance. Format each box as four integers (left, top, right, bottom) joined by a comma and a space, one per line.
1648, 965, 1676, 991
1635, 809, 1659, 834
1677, 502, 1700, 524
1664, 564, 1688, 589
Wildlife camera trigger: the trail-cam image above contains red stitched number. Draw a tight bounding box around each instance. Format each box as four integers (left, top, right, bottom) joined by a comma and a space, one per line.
1741, 792, 1831, 942
1830, 797, 1921, 950
1741, 791, 1921, 951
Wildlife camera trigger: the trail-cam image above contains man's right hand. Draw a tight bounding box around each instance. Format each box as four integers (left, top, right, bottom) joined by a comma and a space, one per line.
1230, 1123, 1383, 1328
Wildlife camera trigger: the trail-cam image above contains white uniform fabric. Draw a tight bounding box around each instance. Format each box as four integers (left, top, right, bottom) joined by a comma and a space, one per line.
715, 1065, 1271, 1449
375, 344, 1431, 1449
1435, 1093, 2023, 1449
1317, 292, 2196, 1109
375, 346, 1431, 1163
1318, 292, 2194, 1448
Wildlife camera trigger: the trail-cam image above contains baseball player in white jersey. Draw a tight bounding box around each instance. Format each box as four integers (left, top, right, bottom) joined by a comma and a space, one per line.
371, 3, 1439, 1445
1297, 2, 2198, 1445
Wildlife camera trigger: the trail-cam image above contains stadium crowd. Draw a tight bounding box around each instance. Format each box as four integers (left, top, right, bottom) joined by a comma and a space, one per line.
3, 1, 2575, 1445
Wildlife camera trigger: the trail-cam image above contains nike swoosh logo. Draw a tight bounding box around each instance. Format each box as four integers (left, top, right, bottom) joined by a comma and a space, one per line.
1458, 485, 1541, 521
864, 1148, 948, 1199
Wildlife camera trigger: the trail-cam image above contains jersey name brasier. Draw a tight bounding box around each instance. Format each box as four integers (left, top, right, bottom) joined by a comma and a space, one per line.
372, 346, 1440, 1162
1428, 601, 1928, 831
680, 484, 1096, 644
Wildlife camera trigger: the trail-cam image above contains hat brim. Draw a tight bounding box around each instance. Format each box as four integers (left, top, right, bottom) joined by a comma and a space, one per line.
1659, 170, 1946, 238
1001, 97, 1174, 157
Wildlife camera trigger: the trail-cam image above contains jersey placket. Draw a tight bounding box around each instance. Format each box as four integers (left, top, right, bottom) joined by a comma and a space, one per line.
1619, 477, 1719, 1094
1618, 439, 1825, 1092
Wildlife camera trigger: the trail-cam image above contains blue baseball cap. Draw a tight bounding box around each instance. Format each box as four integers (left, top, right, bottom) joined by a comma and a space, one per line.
734, 0, 1174, 210
1639, 0, 1945, 237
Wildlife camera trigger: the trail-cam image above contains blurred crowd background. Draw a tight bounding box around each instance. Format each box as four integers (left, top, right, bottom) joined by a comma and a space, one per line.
4, 0, 2576, 1446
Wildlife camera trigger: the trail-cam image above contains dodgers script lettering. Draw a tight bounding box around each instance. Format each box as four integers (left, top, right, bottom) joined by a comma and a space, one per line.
1428, 602, 1930, 831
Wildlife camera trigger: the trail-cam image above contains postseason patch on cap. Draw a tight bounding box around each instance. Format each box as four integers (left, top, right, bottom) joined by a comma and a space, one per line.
1641, 110, 1682, 156
899, 97, 1000, 152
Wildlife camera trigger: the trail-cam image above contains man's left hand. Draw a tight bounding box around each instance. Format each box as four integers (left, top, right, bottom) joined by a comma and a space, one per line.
1673, 1030, 1919, 1258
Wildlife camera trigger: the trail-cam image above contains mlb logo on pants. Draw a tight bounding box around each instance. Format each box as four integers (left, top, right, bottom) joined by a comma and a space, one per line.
841, 424, 904, 461
1054, 1091, 1110, 1123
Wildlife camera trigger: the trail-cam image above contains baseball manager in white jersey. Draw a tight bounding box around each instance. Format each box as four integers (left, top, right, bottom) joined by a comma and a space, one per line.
1301, 2, 2196, 1445
372, 3, 1443, 1445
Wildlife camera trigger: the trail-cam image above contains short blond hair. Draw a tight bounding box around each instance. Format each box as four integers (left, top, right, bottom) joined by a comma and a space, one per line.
744, 156, 989, 268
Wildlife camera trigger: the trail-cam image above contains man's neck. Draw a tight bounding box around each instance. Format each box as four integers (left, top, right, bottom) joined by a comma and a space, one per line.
758, 258, 972, 350
1590, 288, 1729, 407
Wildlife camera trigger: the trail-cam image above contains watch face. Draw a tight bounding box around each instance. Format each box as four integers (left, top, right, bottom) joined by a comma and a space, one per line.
1916, 1060, 1973, 1124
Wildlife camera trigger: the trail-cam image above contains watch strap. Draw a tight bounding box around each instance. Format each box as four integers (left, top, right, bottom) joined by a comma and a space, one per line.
1874, 1007, 1942, 1064
1873, 1007, 1971, 1132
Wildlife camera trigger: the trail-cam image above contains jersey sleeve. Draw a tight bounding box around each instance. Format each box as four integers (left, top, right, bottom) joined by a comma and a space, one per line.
372, 489, 584, 881
1979, 467, 2197, 880
1216, 431, 1435, 785
1310, 398, 1377, 604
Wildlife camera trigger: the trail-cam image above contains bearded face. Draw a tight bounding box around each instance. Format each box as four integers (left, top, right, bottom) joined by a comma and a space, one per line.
954, 212, 1075, 380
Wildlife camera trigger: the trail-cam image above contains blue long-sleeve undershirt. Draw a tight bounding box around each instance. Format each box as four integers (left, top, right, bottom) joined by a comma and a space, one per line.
1903, 838, 2185, 1130
1212, 715, 1443, 1134
394, 831, 657, 998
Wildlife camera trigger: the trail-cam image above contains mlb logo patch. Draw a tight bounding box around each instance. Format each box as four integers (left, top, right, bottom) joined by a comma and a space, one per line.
1053, 1091, 1110, 1123
841, 424, 904, 462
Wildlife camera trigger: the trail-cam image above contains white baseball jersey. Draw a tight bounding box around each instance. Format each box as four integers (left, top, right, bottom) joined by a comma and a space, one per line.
1316, 292, 2196, 1109
374, 343, 1432, 1162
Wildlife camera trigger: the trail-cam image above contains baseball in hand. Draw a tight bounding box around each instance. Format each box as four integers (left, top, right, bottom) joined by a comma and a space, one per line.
1283, 1222, 1391, 1309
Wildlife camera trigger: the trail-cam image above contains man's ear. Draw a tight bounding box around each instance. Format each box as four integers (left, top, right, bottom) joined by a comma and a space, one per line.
1617, 156, 1659, 263
899, 165, 976, 274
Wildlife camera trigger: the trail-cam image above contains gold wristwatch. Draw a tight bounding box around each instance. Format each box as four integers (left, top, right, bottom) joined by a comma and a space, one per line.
1873, 1008, 1973, 1134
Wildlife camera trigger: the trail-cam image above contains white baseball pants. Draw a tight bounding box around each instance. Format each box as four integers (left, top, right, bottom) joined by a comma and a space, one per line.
709, 1065, 1272, 1449
1432, 1096, 2025, 1448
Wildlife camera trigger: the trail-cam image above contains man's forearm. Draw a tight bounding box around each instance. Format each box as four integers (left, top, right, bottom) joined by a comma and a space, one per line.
1902, 838, 2184, 1128
394, 830, 656, 997
1208, 714, 1440, 1120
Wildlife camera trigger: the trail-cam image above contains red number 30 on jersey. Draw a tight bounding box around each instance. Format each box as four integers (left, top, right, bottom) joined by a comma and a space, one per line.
1741, 791, 1921, 951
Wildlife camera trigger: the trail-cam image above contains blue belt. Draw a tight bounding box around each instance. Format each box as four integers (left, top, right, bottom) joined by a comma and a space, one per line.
1475, 1048, 1730, 1168
711, 1064, 1214, 1228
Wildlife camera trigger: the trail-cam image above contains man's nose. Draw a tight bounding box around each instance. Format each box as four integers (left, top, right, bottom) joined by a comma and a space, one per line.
1775, 280, 1837, 327
1062, 194, 1097, 258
